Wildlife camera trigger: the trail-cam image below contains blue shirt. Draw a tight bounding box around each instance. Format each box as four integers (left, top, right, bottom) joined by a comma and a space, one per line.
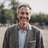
19, 29, 27, 48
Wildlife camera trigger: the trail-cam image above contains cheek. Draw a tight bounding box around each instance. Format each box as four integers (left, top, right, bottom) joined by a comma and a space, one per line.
17, 13, 22, 19
17, 13, 21, 19
28, 16, 31, 20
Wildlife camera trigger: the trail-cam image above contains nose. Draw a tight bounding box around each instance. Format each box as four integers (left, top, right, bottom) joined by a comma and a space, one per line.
23, 14, 27, 18
23, 15, 27, 19
22, 17, 26, 19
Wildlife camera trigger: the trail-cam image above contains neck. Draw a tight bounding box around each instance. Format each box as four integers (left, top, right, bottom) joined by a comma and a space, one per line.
19, 22, 29, 31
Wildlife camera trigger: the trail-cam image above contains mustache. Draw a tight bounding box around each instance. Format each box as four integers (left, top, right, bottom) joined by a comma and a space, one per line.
20, 16, 29, 20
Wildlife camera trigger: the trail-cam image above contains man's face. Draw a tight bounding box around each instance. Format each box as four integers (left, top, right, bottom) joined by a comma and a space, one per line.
17, 6, 31, 25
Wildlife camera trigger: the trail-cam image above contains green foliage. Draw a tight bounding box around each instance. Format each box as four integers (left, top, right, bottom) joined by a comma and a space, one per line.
0, 1, 48, 25
0, 0, 19, 24
10, 0, 19, 23
30, 13, 48, 25
0, 4, 7, 24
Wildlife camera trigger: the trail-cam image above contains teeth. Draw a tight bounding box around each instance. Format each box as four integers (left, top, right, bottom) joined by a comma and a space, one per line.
23, 20, 26, 21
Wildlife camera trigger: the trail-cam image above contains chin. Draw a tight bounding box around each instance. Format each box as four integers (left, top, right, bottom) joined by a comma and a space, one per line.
23, 22, 28, 27
23, 22, 27, 25
23, 24, 27, 28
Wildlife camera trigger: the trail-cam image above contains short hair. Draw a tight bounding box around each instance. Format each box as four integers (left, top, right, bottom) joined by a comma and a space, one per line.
17, 3, 32, 13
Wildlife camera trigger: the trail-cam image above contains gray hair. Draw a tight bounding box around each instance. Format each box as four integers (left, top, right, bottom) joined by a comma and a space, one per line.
16, 3, 32, 13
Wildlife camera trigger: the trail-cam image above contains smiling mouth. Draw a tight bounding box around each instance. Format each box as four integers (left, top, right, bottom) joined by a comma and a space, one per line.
20, 16, 29, 20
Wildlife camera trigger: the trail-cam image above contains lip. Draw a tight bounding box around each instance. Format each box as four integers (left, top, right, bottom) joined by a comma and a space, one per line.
23, 19, 27, 21
20, 16, 28, 20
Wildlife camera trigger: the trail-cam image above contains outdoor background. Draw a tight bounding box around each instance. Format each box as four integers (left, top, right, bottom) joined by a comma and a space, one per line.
0, 0, 48, 48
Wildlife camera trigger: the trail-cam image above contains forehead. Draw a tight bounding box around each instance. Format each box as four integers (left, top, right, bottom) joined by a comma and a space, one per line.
19, 6, 31, 12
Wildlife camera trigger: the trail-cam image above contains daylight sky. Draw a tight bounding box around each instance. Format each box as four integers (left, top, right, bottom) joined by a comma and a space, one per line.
0, 0, 48, 14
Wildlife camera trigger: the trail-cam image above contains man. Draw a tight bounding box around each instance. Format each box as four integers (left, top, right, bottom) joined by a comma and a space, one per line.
3, 3, 44, 48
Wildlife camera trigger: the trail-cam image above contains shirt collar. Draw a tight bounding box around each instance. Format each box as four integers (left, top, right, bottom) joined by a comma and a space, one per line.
17, 23, 32, 31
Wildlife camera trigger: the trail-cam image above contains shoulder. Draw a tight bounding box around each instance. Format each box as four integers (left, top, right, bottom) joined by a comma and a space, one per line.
29, 24, 40, 31
4, 23, 19, 37
31, 25, 43, 36
30, 24, 42, 34
8, 23, 18, 30
5, 23, 18, 33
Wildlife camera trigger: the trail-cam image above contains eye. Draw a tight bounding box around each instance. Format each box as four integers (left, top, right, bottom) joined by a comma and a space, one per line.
26, 12, 29, 15
21, 12, 24, 15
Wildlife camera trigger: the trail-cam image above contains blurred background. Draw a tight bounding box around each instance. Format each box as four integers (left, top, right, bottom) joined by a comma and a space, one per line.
0, 0, 48, 48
